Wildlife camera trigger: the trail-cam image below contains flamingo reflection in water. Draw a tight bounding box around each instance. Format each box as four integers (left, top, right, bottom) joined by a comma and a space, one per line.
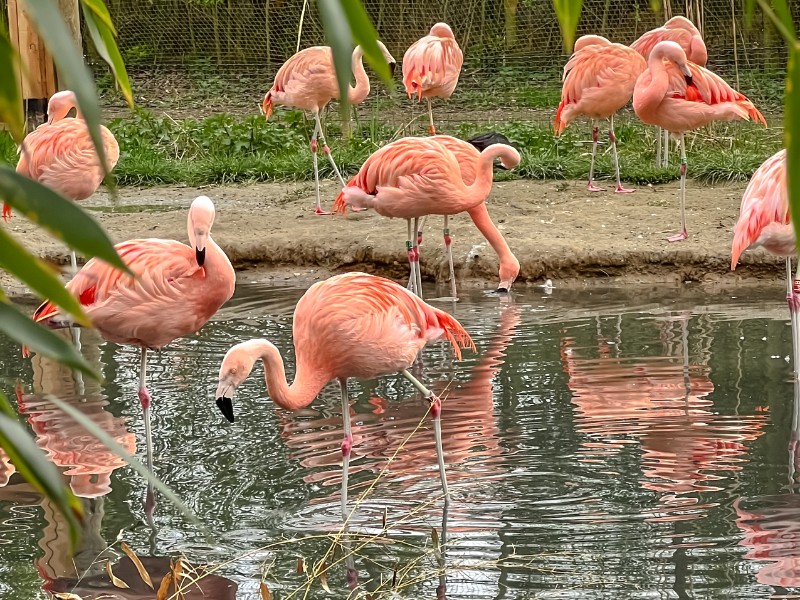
561, 313, 766, 521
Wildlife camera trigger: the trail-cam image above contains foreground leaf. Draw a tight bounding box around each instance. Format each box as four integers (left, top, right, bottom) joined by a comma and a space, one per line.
318, 0, 354, 125
120, 542, 154, 590
106, 559, 130, 589
43, 395, 204, 529
259, 581, 273, 600
0, 302, 95, 378
0, 23, 24, 142
20, 0, 111, 180
156, 572, 173, 600
81, 3, 133, 108
0, 396, 82, 549
551, 0, 583, 52
339, 1, 392, 84
787, 45, 800, 257
0, 167, 128, 273
0, 227, 88, 325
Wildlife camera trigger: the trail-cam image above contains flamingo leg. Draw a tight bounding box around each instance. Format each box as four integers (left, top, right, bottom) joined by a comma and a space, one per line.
443, 215, 457, 299
791, 259, 800, 381
406, 219, 419, 296
314, 111, 347, 188
401, 369, 449, 507
663, 128, 670, 168
413, 217, 423, 299
656, 126, 663, 168
667, 133, 688, 242
137, 347, 154, 473
310, 116, 329, 215
609, 115, 634, 194
69, 250, 78, 276
339, 377, 353, 521
408, 217, 427, 291
427, 98, 436, 135
587, 120, 602, 192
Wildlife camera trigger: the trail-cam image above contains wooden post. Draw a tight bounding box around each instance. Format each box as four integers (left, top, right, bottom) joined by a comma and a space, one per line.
7, 0, 81, 130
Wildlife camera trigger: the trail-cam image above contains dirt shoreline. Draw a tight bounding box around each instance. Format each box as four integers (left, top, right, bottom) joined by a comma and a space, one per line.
2, 178, 787, 298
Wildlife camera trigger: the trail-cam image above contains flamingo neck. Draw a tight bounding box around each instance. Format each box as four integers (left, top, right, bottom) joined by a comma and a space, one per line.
464, 145, 519, 207
348, 46, 370, 105
466, 202, 518, 273
258, 344, 331, 410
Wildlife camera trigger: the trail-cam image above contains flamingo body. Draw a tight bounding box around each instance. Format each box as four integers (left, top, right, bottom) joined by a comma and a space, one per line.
555, 36, 646, 134
402, 23, 463, 101
3, 90, 119, 222
631, 16, 708, 66
731, 149, 791, 269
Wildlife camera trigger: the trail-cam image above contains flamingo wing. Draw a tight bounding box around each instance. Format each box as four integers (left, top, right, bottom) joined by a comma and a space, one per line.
631, 27, 693, 61
272, 47, 334, 96
402, 35, 463, 98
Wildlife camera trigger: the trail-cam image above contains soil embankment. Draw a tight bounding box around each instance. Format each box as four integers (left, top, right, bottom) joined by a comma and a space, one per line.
2, 179, 783, 296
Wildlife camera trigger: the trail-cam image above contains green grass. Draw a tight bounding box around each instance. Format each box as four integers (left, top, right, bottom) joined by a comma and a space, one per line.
1, 108, 784, 188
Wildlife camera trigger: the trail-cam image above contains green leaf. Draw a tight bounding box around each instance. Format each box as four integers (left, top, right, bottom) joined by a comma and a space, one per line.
318, 0, 355, 125
0, 394, 83, 549
20, 0, 110, 179
81, 3, 134, 108
0, 166, 128, 273
771, 0, 796, 37
0, 24, 25, 143
745, 0, 756, 26
43, 395, 205, 531
552, 0, 583, 53
787, 44, 800, 257
339, 1, 392, 84
0, 301, 96, 378
753, 0, 797, 44
0, 228, 89, 325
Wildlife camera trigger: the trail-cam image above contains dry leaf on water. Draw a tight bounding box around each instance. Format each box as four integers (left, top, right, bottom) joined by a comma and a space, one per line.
156, 572, 173, 600
319, 568, 331, 593
259, 581, 273, 600
52, 594, 83, 600
120, 542, 154, 590
296, 557, 305, 574
105, 560, 130, 589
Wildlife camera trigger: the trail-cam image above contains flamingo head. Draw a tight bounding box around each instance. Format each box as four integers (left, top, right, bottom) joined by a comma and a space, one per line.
215, 339, 272, 423
467, 132, 517, 169
572, 35, 611, 52
430, 22, 455, 39
375, 40, 397, 75
188, 196, 216, 266
665, 15, 700, 34
497, 256, 521, 293
46, 90, 78, 124
651, 41, 693, 85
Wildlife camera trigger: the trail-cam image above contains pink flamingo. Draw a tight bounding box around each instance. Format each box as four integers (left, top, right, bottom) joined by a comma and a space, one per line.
3, 90, 120, 272
555, 35, 646, 193
631, 16, 708, 167
26, 196, 236, 471
332, 136, 520, 299
402, 22, 463, 135
633, 41, 766, 242
214, 272, 475, 520
263, 43, 397, 215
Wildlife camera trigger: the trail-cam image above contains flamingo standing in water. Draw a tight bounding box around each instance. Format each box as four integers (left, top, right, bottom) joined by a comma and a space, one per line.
3, 90, 119, 273
332, 136, 520, 299
555, 35, 645, 193
633, 41, 766, 242
402, 22, 464, 135
25, 196, 236, 471
263, 43, 397, 215
214, 272, 475, 520
631, 16, 708, 167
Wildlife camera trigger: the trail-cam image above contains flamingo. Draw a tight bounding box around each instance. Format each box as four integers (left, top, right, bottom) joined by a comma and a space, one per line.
214, 272, 475, 520
555, 35, 646, 193
402, 22, 464, 135
263, 43, 397, 215
631, 16, 708, 167
632, 41, 766, 242
332, 136, 520, 299
25, 196, 236, 471
3, 90, 120, 273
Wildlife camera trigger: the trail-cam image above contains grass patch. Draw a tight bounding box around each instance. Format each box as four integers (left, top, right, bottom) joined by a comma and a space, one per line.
1, 108, 784, 188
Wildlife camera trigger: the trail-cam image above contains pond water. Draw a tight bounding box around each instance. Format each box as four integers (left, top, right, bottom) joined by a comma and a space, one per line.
0, 280, 798, 599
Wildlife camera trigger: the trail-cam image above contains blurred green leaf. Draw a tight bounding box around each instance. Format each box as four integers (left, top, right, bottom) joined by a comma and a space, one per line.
44, 395, 205, 530
339, 1, 392, 84
0, 301, 96, 378
0, 166, 128, 273
0, 25, 25, 143
20, 0, 110, 178
751, 0, 797, 43
787, 45, 800, 256
552, 0, 583, 53
0, 228, 89, 325
0, 394, 83, 549
318, 0, 355, 125
81, 2, 134, 108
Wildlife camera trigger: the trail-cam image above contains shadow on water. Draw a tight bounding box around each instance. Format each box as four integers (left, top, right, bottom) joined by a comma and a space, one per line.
0, 281, 799, 598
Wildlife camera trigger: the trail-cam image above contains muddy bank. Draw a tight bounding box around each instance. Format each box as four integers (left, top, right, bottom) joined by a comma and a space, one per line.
2, 178, 785, 296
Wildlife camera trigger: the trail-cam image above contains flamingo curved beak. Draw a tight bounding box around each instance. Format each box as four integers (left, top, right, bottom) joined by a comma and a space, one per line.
216, 396, 235, 422
389, 60, 397, 76
684, 74, 694, 86
196, 247, 206, 266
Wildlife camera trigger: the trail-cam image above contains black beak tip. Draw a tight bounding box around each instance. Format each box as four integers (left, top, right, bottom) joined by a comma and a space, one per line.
196, 247, 206, 267
684, 74, 694, 86
216, 397, 235, 423
389, 61, 397, 76
496, 287, 509, 294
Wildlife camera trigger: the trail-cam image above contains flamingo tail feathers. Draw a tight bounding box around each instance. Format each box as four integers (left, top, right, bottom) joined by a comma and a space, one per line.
433, 308, 476, 360
750, 106, 767, 127
554, 101, 567, 136
262, 93, 274, 120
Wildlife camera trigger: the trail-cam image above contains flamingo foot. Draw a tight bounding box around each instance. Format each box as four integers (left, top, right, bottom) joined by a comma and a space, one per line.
667, 229, 688, 243
1, 203, 11, 223
587, 182, 603, 192
615, 186, 636, 194
314, 207, 332, 215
